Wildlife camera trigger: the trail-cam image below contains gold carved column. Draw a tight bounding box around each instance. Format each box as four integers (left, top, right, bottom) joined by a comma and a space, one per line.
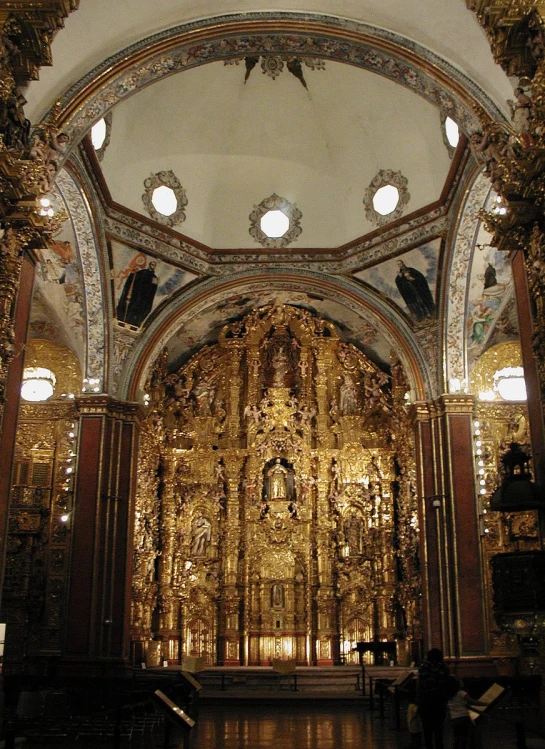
220, 451, 244, 665
315, 454, 337, 666
226, 346, 243, 443
157, 455, 177, 658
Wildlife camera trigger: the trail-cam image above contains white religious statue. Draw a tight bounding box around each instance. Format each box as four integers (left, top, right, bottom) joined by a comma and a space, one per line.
271, 346, 289, 386
191, 513, 211, 556
193, 379, 215, 415
344, 513, 363, 555
339, 373, 359, 415
271, 583, 285, 609
268, 458, 288, 499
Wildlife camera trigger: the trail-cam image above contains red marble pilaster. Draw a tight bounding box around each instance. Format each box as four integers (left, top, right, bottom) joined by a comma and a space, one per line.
441, 397, 485, 656
413, 404, 442, 651
413, 396, 486, 659
64, 396, 140, 673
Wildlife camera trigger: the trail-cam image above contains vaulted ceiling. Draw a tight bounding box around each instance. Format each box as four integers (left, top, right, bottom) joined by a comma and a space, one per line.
24, 1, 516, 399
26, 2, 513, 251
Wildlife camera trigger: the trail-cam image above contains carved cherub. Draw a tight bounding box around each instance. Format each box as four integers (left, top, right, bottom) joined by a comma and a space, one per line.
470, 131, 504, 182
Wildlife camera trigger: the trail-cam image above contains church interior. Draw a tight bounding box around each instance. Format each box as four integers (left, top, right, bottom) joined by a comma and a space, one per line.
1, 2, 545, 733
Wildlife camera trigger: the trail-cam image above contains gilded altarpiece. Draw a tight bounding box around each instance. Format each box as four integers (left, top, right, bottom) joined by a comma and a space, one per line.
474, 400, 541, 670
4, 401, 78, 670
131, 304, 422, 666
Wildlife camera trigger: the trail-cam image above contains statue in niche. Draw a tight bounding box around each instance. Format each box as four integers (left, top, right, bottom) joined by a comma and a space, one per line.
288, 497, 299, 519
267, 458, 288, 499
193, 379, 215, 415
344, 514, 363, 555
340, 373, 359, 415
271, 346, 289, 386
271, 583, 285, 609
191, 513, 212, 556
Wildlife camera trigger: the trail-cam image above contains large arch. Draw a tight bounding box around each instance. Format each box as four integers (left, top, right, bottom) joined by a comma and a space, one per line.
42, 13, 505, 154
119, 270, 434, 403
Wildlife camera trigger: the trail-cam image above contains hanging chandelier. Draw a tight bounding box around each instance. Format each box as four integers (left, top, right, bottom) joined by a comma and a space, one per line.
21, 367, 56, 402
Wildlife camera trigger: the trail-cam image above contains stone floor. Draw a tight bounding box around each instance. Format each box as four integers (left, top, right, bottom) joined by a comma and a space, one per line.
187, 702, 532, 749
15, 700, 537, 749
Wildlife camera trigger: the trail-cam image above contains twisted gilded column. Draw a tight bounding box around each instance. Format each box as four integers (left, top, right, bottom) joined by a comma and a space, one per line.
221, 451, 244, 664
315, 454, 337, 665
225, 346, 243, 442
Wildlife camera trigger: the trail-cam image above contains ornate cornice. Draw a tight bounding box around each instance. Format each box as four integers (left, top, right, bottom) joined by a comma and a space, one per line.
76, 394, 143, 421
466, 2, 545, 77
43, 13, 504, 144
0, 1, 79, 86
434, 393, 476, 417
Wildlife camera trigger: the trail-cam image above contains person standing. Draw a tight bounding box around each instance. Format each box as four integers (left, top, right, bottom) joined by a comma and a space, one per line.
446, 675, 487, 749
417, 648, 450, 749
405, 679, 423, 748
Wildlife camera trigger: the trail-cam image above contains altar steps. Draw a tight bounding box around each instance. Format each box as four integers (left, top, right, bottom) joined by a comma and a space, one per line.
141, 665, 412, 700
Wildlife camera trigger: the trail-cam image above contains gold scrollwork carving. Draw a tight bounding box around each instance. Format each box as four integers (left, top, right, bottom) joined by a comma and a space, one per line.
133, 304, 421, 665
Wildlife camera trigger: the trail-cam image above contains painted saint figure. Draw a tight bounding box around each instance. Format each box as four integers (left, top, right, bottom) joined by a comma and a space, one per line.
191, 514, 212, 556
117, 258, 158, 327
483, 262, 497, 290
395, 260, 435, 321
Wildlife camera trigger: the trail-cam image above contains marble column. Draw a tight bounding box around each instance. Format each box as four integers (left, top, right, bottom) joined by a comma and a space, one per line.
414, 395, 486, 660
63, 396, 141, 675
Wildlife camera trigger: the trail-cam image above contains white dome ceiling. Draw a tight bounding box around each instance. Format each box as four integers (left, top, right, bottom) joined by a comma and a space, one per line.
98, 59, 452, 248
21, 2, 514, 253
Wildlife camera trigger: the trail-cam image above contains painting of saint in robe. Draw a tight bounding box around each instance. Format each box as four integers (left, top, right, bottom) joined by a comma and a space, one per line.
116, 254, 158, 327
395, 260, 435, 321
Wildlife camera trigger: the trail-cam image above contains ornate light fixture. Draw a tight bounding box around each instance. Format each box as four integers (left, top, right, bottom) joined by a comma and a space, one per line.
21, 367, 56, 402
493, 366, 527, 401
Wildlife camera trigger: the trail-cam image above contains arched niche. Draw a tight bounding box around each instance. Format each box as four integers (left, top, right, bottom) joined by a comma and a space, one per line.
121, 272, 434, 404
